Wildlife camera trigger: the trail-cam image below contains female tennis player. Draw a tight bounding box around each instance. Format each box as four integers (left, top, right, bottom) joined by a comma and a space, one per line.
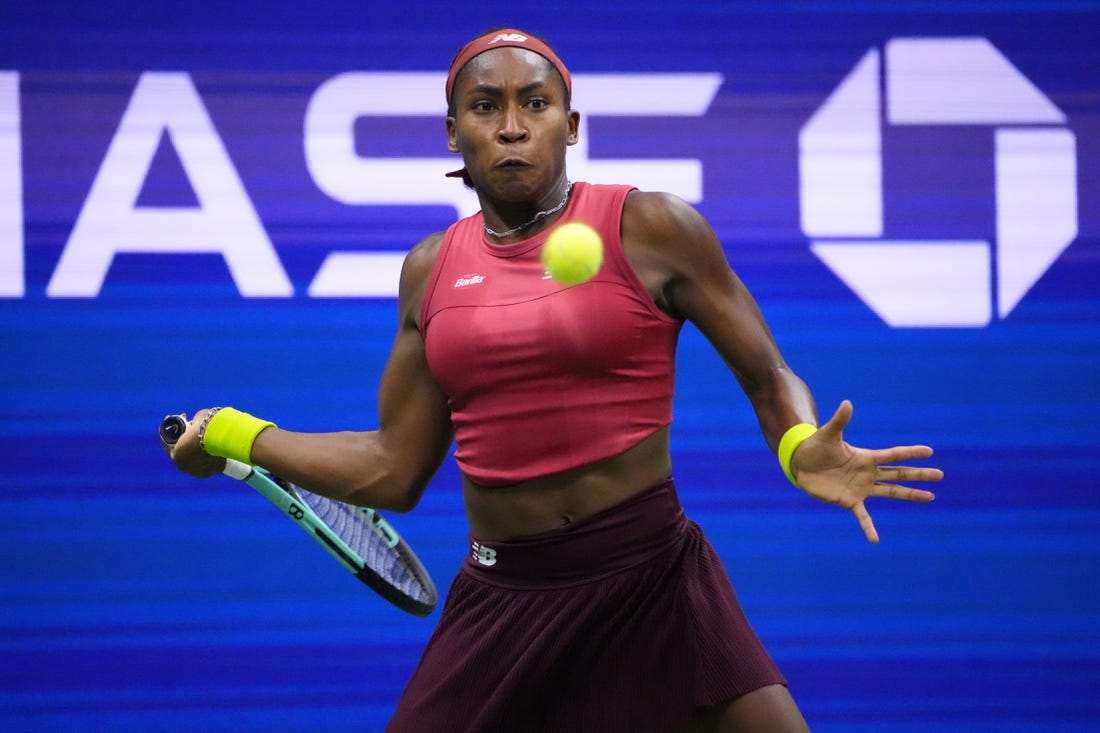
166, 28, 943, 732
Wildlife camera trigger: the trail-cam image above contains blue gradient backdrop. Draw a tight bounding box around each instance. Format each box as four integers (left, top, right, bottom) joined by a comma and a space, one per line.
2, 2, 1098, 731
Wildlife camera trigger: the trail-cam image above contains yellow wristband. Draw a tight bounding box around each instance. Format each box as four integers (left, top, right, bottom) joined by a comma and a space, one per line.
778, 423, 817, 486
199, 407, 276, 465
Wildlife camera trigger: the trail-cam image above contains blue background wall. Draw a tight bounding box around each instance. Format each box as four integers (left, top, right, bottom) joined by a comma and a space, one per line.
2, 2, 1098, 731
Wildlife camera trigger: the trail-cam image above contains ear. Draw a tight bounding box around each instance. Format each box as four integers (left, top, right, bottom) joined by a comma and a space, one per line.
446, 116, 459, 152
566, 110, 580, 146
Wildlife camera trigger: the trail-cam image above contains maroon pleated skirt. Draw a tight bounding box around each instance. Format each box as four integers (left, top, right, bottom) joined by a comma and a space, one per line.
387, 478, 785, 732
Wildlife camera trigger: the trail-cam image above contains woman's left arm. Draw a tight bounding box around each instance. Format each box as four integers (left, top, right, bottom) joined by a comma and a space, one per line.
621, 191, 942, 543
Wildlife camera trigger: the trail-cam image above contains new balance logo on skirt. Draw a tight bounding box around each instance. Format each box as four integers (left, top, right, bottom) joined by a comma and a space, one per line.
471, 541, 497, 566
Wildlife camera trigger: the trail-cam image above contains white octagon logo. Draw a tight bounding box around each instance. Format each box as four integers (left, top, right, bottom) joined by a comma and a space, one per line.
799, 37, 1078, 328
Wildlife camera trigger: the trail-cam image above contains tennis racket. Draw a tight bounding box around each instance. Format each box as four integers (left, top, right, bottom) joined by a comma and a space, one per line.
159, 414, 437, 616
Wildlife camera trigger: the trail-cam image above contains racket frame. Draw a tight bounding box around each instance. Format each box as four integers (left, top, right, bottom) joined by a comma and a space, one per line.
160, 414, 437, 615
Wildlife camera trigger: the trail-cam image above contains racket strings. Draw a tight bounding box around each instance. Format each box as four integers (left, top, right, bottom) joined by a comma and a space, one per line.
292, 487, 434, 604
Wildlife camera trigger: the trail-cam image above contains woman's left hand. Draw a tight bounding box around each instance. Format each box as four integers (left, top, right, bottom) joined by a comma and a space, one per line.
790, 400, 943, 543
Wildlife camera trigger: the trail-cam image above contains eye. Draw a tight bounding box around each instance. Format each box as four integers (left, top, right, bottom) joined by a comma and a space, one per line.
527, 98, 549, 111
471, 100, 496, 113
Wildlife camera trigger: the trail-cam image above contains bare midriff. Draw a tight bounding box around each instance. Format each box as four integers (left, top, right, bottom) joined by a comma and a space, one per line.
462, 426, 673, 540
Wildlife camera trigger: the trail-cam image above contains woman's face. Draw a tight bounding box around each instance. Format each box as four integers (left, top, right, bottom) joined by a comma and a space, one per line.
446, 47, 578, 203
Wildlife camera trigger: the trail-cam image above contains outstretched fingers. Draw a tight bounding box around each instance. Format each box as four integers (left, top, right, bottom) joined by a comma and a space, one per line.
849, 468, 938, 544
871, 481, 936, 503
852, 500, 879, 544
876, 463, 943, 486
872, 447, 943, 506
874, 444, 935, 463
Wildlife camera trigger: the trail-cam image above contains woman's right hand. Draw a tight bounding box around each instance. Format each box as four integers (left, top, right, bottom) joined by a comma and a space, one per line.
162, 409, 228, 479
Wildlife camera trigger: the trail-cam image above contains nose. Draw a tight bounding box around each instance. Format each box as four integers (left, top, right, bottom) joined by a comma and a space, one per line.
497, 102, 528, 143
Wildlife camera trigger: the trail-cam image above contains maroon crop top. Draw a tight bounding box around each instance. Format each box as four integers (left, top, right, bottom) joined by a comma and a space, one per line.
420, 183, 683, 486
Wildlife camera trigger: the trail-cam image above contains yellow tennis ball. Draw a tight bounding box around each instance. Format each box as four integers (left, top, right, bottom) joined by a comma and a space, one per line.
541, 222, 603, 285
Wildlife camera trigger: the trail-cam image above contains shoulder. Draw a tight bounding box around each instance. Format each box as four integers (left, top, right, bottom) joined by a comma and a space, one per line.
622, 189, 710, 240
403, 231, 446, 282
621, 189, 725, 276
398, 232, 446, 326
621, 190, 721, 269
618, 189, 733, 319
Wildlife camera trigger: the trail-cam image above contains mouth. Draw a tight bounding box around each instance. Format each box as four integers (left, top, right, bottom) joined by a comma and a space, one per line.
495, 157, 533, 169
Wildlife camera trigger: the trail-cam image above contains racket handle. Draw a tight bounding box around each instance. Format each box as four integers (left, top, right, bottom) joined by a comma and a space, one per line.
159, 413, 254, 480
159, 414, 188, 446
222, 459, 253, 479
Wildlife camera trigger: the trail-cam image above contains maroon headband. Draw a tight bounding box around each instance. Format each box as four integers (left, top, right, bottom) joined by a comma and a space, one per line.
445, 29, 572, 105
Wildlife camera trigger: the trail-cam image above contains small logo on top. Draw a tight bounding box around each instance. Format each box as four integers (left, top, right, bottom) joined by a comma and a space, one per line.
454, 274, 486, 288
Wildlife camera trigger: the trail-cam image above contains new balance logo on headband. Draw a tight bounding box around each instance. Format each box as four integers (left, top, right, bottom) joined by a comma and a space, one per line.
445, 28, 572, 105
490, 33, 528, 44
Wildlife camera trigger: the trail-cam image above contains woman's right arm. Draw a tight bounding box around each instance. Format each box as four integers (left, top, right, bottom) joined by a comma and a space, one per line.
168, 233, 454, 513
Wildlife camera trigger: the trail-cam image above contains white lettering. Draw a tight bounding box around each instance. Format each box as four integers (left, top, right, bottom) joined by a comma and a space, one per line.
303, 72, 480, 298
304, 72, 477, 213
567, 73, 723, 203
0, 72, 22, 297
308, 252, 406, 297
302, 72, 721, 297
47, 72, 292, 297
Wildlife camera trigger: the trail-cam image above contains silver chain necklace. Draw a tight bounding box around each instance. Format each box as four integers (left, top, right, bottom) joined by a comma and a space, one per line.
484, 182, 573, 239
